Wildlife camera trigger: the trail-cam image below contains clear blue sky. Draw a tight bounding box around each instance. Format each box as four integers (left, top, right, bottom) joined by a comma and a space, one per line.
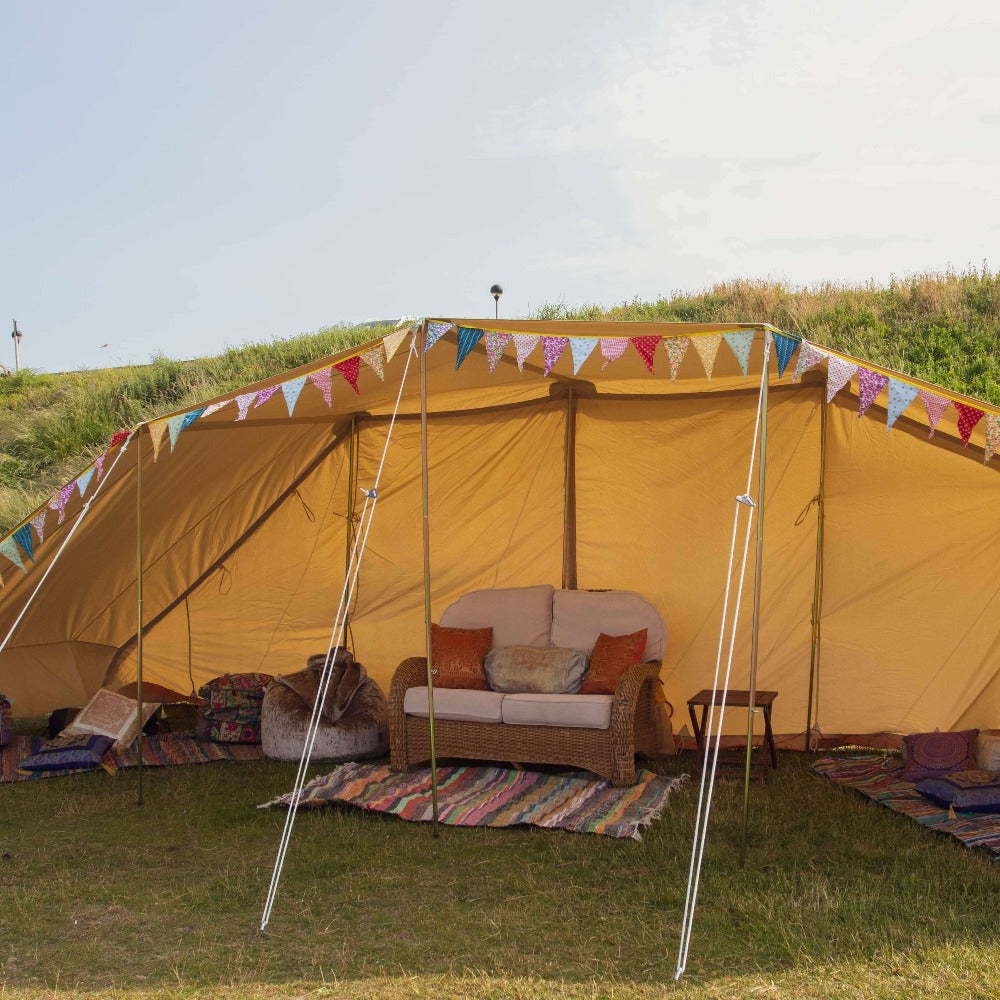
3, 1, 999, 372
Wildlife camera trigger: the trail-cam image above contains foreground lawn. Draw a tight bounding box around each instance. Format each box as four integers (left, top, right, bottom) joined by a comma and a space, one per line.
1, 749, 998, 999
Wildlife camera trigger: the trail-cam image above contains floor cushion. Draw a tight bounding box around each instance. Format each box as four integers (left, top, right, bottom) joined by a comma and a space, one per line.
915, 770, 1000, 813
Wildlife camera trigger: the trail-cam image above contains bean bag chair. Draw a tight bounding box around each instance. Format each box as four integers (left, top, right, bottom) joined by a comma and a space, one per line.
261, 649, 388, 763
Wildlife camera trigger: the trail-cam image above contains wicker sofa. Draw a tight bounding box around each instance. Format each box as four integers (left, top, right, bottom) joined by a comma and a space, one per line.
388, 586, 674, 786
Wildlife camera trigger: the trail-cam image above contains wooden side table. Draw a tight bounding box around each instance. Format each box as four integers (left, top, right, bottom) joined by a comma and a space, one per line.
686, 689, 779, 768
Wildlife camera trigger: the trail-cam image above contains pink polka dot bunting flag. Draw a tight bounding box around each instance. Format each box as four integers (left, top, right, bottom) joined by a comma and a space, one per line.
30, 513, 47, 545
856, 368, 889, 419
484, 331, 512, 374
569, 337, 597, 374
630, 336, 660, 373
511, 335, 539, 372
792, 342, 827, 382
954, 402, 985, 447
335, 356, 362, 394
599, 338, 628, 369
691, 333, 723, 379
985, 414, 1000, 464
50, 483, 77, 525
722, 330, 754, 376
253, 385, 282, 409
885, 379, 920, 430
235, 392, 258, 421
663, 337, 690, 381
918, 389, 951, 437
201, 400, 231, 418
825, 356, 858, 404
308, 369, 333, 407
541, 337, 568, 376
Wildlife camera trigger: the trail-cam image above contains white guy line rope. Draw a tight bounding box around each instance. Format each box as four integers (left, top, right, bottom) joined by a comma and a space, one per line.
261, 333, 417, 931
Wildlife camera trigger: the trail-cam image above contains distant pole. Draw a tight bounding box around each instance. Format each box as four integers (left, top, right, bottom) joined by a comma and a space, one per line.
11, 321, 22, 373
490, 284, 503, 320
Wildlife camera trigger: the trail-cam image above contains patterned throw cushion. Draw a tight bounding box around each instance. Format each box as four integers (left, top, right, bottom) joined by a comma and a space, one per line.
915, 770, 1000, 813
64, 689, 160, 747
18, 733, 114, 772
976, 730, 1000, 772
901, 729, 978, 782
198, 673, 272, 712
431, 624, 493, 690
580, 629, 648, 695
484, 646, 590, 694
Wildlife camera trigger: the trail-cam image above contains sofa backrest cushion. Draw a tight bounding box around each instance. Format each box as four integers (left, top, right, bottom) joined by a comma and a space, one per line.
440, 584, 554, 649
551, 590, 666, 661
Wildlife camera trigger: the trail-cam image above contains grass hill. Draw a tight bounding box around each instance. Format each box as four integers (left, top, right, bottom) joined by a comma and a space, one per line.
2, 268, 999, 535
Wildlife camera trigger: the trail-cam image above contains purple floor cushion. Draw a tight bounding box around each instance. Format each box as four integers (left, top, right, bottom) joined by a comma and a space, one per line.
915, 770, 1000, 813
18, 733, 114, 772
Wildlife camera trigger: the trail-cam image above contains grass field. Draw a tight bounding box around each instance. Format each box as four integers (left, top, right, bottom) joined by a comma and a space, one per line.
2, 738, 999, 999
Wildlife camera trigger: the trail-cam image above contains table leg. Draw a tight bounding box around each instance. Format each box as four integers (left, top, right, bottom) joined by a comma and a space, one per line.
688, 702, 702, 756
762, 704, 777, 768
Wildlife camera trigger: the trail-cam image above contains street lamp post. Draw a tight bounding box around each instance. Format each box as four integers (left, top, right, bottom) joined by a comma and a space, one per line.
11, 321, 22, 374
490, 284, 503, 319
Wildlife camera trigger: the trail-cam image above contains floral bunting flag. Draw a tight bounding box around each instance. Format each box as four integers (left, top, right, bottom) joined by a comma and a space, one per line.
76, 468, 95, 498
425, 321, 453, 351
631, 336, 660, 373
599, 338, 628, 369
691, 333, 723, 379
202, 400, 231, 418
773, 332, 798, 377
50, 483, 76, 525
984, 414, 1000, 464
570, 338, 597, 375
856, 368, 889, 419
148, 419, 169, 461
919, 389, 951, 437
235, 393, 258, 421
383, 328, 409, 363
723, 330, 754, 376
825, 356, 858, 404
281, 376, 308, 415
455, 326, 484, 370
792, 341, 827, 382
308, 369, 333, 406
335, 356, 361, 394
253, 386, 281, 408
166, 414, 186, 452
663, 337, 689, 381
885, 379, 920, 430
94, 452, 107, 482
0, 537, 26, 573
13, 524, 33, 563
512, 335, 539, 372
360, 344, 387, 380
30, 513, 46, 545
542, 337, 569, 376
484, 331, 512, 374
954, 403, 985, 447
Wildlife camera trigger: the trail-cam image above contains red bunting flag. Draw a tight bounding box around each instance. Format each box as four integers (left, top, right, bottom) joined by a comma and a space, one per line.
954, 403, 985, 447
631, 336, 660, 373
109, 430, 130, 450
335, 356, 361, 394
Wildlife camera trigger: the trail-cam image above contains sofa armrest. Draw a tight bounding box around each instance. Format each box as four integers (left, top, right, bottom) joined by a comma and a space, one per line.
610, 660, 661, 737
389, 656, 428, 770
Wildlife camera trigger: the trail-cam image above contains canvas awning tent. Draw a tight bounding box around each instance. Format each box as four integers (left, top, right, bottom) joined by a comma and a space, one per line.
0, 320, 997, 746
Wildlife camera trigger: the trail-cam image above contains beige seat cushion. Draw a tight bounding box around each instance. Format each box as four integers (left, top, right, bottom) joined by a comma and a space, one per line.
403, 686, 504, 723
440, 585, 554, 648
500, 693, 614, 729
551, 590, 666, 662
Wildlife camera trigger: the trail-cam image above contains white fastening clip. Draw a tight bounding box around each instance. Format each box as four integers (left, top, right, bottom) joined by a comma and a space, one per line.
736, 493, 756, 508
359, 487, 377, 500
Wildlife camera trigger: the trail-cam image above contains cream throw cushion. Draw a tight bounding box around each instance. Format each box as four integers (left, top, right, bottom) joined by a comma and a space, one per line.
65, 688, 160, 747
977, 730, 1000, 771
484, 646, 589, 694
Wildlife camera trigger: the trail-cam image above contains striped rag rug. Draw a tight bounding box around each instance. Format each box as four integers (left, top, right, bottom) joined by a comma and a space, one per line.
1, 732, 263, 783
260, 762, 687, 839
813, 754, 1000, 859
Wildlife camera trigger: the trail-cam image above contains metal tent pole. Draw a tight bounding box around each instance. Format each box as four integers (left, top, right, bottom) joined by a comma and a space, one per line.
419, 321, 439, 833
135, 432, 145, 806
805, 398, 828, 751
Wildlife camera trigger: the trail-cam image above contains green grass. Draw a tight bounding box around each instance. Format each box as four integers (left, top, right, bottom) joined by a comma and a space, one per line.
2, 739, 999, 998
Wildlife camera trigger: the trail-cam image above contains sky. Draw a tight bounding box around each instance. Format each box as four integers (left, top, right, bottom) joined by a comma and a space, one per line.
2, 0, 999, 372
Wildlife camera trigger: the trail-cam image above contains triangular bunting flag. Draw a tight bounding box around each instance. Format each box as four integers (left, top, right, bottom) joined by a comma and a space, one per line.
308, 369, 333, 406
919, 389, 951, 437
885, 379, 920, 430
722, 331, 754, 376
234, 393, 258, 421
691, 334, 723, 379
166, 414, 186, 452
792, 341, 828, 382
202, 400, 231, 418
455, 326, 484, 370
94, 452, 107, 482
282, 376, 308, 416
334, 356, 361, 394
148, 420, 169, 461
0, 537, 26, 573
631, 336, 660, 374
484, 331, 512, 374
109, 430, 130, 450
984, 414, 1000, 464
773, 332, 798, 377
383, 328, 409, 363
541, 337, 569, 376
570, 338, 597, 375
13, 524, 33, 563
50, 483, 76, 525
856, 368, 889, 419
425, 321, 453, 351
253, 386, 281, 408
181, 408, 205, 431
76, 468, 95, 498
511, 335, 539, 372
826, 357, 858, 404
360, 344, 386, 380
663, 338, 690, 382
30, 513, 46, 545
599, 338, 628, 369
954, 402, 985, 447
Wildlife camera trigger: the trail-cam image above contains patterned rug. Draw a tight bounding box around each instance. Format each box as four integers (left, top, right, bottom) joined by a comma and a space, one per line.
260, 762, 688, 839
1, 732, 263, 783
812, 754, 1000, 859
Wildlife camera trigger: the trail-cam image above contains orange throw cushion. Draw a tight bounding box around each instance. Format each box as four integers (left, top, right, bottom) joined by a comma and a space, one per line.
580, 629, 648, 694
431, 624, 494, 690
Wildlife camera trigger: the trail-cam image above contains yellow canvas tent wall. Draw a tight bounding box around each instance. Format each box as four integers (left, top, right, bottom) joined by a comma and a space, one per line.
0, 320, 997, 746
